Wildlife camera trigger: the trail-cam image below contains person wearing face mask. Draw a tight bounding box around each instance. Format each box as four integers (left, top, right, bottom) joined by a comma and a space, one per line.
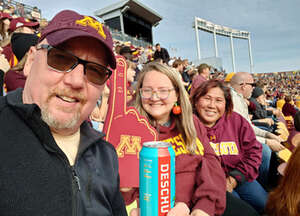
4, 32, 39, 92
2, 16, 39, 68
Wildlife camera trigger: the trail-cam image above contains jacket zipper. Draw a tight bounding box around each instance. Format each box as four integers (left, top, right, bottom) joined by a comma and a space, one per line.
72, 165, 80, 216
55, 152, 80, 216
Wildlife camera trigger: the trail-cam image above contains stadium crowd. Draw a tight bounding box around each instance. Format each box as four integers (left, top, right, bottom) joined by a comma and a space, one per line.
0, 1, 300, 216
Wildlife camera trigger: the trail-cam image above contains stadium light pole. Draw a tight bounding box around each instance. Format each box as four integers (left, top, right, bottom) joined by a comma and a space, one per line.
230, 32, 236, 72
248, 34, 254, 73
213, 26, 218, 57
194, 17, 201, 60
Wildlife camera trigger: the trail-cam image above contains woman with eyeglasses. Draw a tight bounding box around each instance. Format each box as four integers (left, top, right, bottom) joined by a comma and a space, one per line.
190, 79, 267, 214
126, 62, 226, 216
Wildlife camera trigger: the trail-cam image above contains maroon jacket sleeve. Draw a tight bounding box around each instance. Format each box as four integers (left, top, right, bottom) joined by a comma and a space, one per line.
191, 116, 226, 216
233, 114, 262, 182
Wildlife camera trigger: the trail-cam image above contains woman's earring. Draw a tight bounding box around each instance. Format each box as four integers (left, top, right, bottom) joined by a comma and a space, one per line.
172, 102, 182, 115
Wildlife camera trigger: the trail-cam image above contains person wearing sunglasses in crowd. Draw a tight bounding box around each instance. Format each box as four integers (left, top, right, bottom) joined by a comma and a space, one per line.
190, 79, 266, 214
0, 10, 127, 216
127, 62, 226, 216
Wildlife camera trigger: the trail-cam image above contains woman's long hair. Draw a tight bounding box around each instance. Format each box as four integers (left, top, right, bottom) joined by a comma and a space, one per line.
134, 62, 198, 153
266, 146, 300, 216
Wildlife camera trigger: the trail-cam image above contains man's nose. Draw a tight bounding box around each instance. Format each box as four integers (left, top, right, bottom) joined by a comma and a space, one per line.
63, 64, 85, 88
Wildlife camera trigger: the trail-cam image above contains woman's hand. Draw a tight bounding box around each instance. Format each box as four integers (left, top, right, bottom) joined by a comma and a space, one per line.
130, 202, 190, 216
226, 176, 237, 192
167, 202, 190, 216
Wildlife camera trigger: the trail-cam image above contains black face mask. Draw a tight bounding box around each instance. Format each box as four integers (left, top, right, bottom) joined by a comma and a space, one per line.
11, 32, 39, 61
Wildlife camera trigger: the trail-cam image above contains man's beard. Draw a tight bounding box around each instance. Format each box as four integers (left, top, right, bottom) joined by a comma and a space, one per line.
41, 106, 80, 130
40, 89, 85, 130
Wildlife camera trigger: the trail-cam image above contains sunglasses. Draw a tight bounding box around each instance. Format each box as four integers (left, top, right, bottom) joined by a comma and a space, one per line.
37, 44, 112, 85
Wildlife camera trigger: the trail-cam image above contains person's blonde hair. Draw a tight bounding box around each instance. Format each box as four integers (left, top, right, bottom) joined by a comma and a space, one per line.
133, 62, 198, 153
10, 53, 28, 71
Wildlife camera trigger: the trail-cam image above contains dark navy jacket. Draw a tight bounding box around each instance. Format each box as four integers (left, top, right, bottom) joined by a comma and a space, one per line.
0, 89, 127, 216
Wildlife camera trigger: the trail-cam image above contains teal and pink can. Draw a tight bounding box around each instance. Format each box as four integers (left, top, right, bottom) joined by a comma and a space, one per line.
139, 141, 175, 216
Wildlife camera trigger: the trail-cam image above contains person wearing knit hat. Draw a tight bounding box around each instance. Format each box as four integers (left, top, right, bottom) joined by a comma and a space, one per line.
4, 32, 39, 92
0, 10, 126, 215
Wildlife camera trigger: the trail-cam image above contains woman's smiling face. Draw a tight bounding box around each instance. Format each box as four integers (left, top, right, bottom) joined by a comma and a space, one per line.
141, 70, 178, 125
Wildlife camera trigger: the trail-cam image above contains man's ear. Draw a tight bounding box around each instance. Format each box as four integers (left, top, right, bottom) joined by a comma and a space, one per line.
23, 46, 37, 77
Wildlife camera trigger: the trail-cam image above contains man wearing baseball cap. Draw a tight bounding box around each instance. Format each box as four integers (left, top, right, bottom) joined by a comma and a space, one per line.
0, 10, 127, 215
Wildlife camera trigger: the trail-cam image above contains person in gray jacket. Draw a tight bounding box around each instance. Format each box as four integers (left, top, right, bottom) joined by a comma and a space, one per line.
0, 10, 127, 216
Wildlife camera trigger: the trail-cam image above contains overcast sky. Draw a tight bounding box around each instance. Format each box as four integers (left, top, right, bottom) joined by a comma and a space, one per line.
23, 0, 300, 73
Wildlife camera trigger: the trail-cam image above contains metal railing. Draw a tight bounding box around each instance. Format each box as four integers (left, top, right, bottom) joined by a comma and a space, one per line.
108, 27, 152, 48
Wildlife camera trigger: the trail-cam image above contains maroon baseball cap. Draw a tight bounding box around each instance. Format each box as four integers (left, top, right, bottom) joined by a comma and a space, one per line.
9, 17, 39, 32
39, 10, 116, 69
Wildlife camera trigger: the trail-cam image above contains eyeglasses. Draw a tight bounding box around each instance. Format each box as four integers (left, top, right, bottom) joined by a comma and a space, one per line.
37, 44, 112, 85
240, 82, 256, 87
140, 88, 175, 100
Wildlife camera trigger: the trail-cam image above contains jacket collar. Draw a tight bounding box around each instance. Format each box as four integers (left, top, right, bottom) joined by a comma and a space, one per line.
6, 89, 105, 155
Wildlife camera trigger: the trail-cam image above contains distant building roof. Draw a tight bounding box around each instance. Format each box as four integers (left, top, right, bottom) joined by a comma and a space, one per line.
94, 0, 162, 25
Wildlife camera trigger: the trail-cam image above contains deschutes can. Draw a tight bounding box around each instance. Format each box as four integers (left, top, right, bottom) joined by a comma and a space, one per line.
139, 141, 175, 216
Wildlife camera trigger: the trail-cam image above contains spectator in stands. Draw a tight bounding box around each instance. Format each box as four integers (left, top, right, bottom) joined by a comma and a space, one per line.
282, 95, 298, 118
4, 32, 38, 92
0, 12, 12, 45
230, 72, 284, 151
0, 10, 127, 215
153, 43, 170, 64
286, 111, 300, 149
3, 17, 39, 67
37, 18, 49, 33
249, 87, 277, 129
173, 58, 190, 89
191, 79, 267, 213
276, 92, 285, 110
172, 58, 184, 73
119, 45, 134, 60
114, 44, 122, 55
230, 72, 284, 189
0, 47, 10, 96
190, 63, 211, 95
129, 62, 226, 216
2, 17, 39, 67
266, 145, 300, 216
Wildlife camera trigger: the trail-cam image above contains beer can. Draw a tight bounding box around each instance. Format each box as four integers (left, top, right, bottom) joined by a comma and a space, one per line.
139, 141, 175, 216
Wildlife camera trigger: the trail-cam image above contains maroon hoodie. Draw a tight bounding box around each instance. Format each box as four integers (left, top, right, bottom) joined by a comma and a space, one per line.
205, 112, 262, 184
157, 115, 226, 215
122, 115, 226, 216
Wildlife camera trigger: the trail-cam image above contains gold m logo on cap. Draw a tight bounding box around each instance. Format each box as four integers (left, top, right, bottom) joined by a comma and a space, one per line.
76, 16, 106, 39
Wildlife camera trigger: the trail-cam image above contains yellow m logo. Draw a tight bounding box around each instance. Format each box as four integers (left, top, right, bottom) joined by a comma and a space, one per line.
116, 135, 142, 158
76, 16, 106, 39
